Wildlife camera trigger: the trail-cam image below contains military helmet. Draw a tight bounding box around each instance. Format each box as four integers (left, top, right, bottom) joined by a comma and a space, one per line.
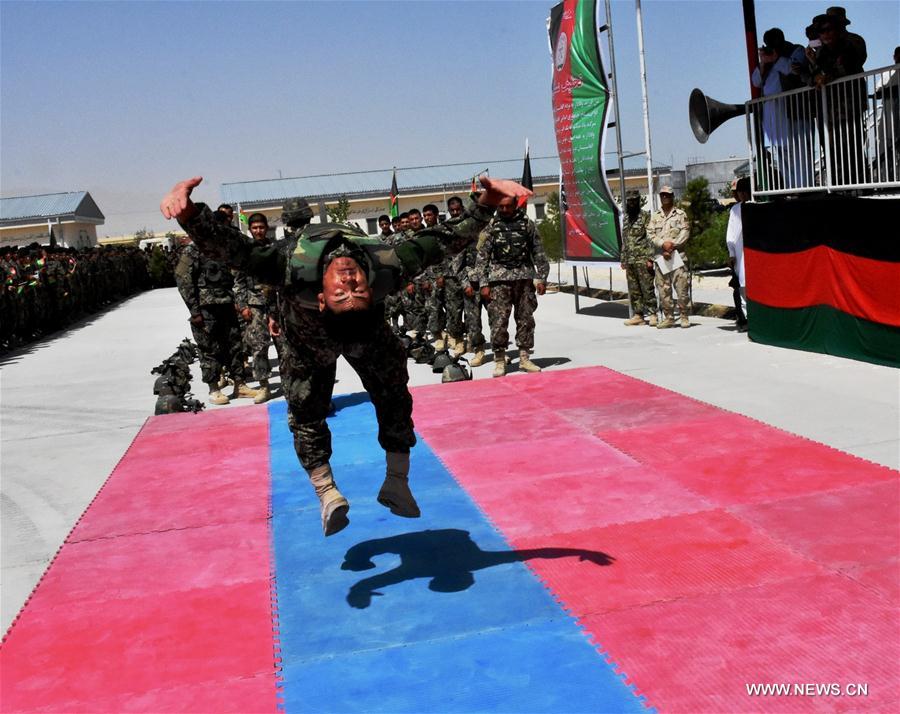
409, 339, 435, 364
153, 375, 172, 395
155, 394, 185, 415
431, 350, 454, 374
397, 334, 413, 352
281, 197, 314, 228
442, 359, 473, 383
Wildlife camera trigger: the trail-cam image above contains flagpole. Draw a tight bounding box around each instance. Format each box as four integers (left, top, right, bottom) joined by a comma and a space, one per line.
635, 0, 656, 210
603, 0, 627, 205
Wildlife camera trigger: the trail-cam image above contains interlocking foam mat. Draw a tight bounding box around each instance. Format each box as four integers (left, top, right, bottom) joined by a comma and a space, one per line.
2, 366, 897, 713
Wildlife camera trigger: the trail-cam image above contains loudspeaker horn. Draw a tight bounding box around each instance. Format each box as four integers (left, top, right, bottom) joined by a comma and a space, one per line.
689, 88, 747, 144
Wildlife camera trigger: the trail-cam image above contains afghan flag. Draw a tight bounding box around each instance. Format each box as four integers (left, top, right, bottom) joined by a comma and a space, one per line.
239, 210, 249, 226
519, 142, 534, 209
549, 0, 622, 260
389, 169, 399, 218
743, 197, 900, 368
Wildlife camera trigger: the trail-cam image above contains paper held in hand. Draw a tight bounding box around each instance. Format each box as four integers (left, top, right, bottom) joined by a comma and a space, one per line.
655, 251, 684, 275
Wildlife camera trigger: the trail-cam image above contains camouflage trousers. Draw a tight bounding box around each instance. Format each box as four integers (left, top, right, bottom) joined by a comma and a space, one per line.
241, 305, 272, 382
624, 262, 658, 317
280, 304, 415, 471
654, 265, 690, 318
487, 279, 538, 352
190, 303, 244, 387
463, 286, 486, 349
384, 292, 405, 329
427, 278, 465, 339
405, 283, 428, 335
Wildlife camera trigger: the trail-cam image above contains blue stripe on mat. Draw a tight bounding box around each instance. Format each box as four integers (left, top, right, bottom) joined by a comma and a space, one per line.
269, 395, 650, 713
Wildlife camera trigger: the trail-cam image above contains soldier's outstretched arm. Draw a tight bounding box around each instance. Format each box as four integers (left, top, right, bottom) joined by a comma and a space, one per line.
161, 177, 286, 285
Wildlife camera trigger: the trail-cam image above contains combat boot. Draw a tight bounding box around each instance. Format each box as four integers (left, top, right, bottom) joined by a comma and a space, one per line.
680, 315, 691, 328
623, 314, 645, 326
377, 451, 420, 517
657, 317, 676, 329
648, 314, 658, 327
449, 335, 465, 358
519, 349, 541, 373
469, 347, 486, 367
208, 389, 230, 406
433, 331, 447, 351
307, 464, 350, 536
253, 380, 271, 404
493, 353, 507, 378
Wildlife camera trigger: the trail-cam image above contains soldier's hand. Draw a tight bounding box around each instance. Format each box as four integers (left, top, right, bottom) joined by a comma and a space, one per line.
405, 283, 415, 296
646, 259, 653, 270
240, 307, 252, 322
464, 285, 475, 298
662, 240, 675, 253
480, 286, 491, 302
478, 177, 534, 207
189, 313, 204, 326
422, 281, 432, 293
161, 177, 203, 222
435, 275, 445, 289
536, 282, 546, 296
619, 263, 625, 271
268, 316, 281, 336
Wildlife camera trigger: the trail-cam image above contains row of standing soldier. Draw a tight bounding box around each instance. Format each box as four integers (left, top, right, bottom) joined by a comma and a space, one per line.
0, 244, 152, 351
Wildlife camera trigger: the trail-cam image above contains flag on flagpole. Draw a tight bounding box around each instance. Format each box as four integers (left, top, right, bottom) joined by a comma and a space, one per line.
519, 140, 533, 208
470, 175, 478, 193
389, 169, 399, 218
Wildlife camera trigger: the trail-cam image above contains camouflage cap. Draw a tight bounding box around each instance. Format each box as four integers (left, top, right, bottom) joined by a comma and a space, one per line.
625, 189, 641, 200
281, 197, 313, 228
659, 185, 675, 195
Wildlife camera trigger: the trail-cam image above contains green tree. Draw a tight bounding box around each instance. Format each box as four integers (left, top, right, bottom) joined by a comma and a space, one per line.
681, 177, 728, 269
134, 228, 155, 242
536, 191, 563, 262
327, 195, 352, 224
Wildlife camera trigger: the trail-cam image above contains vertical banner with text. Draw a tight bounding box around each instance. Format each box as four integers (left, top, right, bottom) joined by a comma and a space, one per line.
549, 0, 621, 261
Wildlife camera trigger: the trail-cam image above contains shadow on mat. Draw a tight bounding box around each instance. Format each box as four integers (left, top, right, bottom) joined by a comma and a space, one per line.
332, 392, 371, 410
341, 528, 614, 609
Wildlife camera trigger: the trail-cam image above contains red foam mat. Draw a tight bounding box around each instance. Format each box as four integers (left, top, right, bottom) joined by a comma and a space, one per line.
1, 405, 278, 713
412, 366, 899, 713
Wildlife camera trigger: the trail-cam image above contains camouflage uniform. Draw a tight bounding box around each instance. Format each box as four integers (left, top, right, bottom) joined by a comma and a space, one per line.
180, 198, 492, 470
233, 260, 274, 383
476, 210, 549, 353
453, 237, 487, 350
174, 241, 243, 386
621, 208, 657, 317
647, 206, 691, 319
403, 228, 430, 336
428, 250, 465, 346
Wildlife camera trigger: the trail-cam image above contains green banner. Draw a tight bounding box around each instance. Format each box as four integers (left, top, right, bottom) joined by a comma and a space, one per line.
549, 0, 621, 260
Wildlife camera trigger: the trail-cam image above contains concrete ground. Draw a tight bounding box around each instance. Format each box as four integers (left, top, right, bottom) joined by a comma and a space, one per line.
2, 279, 898, 633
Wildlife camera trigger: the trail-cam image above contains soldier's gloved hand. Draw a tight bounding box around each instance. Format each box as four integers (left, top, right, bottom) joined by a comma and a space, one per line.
189, 313, 204, 326
240, 307, 252, 322
405, 283, 415, 296
480, 286, 491, 302
161, 176, 203, 222
464, 285, 475, 298
535, 281, 546, 296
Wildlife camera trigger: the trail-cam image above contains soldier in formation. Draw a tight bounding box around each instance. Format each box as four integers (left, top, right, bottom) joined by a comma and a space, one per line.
161, 175, 529, 536
233, 213, 277, 404
476, 195, 549, 377
174, 220, 252, 405
1, 243, 151, 351
620, 189, 658, 327
647, 185, 691, 329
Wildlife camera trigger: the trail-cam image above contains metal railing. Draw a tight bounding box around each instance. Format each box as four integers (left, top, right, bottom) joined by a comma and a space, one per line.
747, 64, 900, 196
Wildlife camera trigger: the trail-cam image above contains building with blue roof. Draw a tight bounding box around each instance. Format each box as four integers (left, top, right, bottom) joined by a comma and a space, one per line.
0, 191, 105, 249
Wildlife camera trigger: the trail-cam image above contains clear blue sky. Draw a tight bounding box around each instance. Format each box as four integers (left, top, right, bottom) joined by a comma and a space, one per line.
2, 0, 897, 237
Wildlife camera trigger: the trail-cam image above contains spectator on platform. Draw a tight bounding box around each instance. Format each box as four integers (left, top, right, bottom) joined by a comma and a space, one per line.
812, 13, 867, 185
